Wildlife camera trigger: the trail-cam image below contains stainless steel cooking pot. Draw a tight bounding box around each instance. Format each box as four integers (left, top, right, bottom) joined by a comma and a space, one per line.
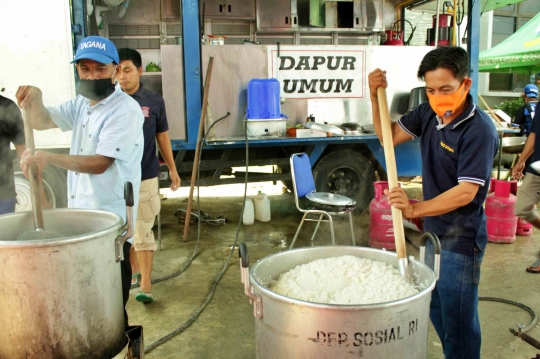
239, 233, 440, 359
0, 185, 134, 359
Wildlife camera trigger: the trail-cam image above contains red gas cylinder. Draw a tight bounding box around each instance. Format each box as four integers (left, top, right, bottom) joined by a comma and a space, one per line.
432, 14, 453, 28
369, 181, 424, 249
384, 30, 404, 46
486, 179, 518, 243
516, 218, 533, 236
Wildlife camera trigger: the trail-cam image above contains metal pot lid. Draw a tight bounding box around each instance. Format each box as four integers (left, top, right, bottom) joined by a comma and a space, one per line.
306, 192, 356, 206
339, 122, 363, 132
305, 122, 344, 135
343, 130, 363, 135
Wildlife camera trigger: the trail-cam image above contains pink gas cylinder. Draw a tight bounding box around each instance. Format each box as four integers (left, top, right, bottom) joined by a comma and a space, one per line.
369, 181, 395, 249
486, 179, 518, 243
516, 218, 533, 236
369, 181, 424, 249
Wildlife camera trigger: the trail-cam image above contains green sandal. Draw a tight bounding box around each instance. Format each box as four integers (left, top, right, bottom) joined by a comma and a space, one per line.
131, 273, 141, 287
136, 291, 155, 303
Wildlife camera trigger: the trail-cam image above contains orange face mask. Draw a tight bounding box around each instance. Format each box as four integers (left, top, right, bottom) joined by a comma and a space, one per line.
427, 82, 468, 118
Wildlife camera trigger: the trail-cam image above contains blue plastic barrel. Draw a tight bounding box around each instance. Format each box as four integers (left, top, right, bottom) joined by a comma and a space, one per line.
246, 78, 284, 119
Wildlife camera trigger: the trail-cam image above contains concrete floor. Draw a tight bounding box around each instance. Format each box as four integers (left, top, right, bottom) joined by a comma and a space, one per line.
127, 182, 540, 359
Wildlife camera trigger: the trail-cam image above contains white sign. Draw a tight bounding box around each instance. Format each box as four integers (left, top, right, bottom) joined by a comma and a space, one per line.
269, 48, 365, 99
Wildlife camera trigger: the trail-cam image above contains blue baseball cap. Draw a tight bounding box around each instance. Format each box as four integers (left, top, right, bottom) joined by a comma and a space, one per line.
524, 84, 539, 98
71, 36, 119, 65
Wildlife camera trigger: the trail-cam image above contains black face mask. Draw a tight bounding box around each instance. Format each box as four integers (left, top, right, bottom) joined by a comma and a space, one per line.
78, 78, 115, 101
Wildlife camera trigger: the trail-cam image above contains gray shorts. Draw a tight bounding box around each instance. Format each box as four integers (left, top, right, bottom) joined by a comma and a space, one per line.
515, 173, 540, 223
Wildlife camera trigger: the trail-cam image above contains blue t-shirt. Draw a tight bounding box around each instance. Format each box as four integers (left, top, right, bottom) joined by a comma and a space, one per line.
129, 83, 169, 181
525, 108, 540, 176
398, 95, 498, 255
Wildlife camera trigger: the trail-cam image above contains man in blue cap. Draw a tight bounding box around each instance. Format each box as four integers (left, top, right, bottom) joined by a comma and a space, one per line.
513, 84, 538, 136
15, 36, 144, 328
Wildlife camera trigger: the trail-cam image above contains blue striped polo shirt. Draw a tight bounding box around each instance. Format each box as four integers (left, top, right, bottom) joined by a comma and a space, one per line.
398, 95, 498, 255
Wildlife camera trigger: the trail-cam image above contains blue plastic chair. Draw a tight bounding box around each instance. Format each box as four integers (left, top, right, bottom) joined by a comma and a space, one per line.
289, 153, 356, 249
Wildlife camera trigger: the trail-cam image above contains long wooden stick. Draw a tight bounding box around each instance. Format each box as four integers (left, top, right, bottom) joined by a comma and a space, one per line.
22, 108, 45, 230
182, 57, 214, 241
478, 94, 503, 125
377, 87, 406, 261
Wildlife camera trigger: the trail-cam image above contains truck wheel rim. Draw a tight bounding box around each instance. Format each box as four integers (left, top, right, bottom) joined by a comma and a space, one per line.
325, 167, 361, 196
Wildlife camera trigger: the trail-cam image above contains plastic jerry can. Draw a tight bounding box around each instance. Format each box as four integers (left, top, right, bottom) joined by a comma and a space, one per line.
254, 191, 271, 222
243, 199, 255, 225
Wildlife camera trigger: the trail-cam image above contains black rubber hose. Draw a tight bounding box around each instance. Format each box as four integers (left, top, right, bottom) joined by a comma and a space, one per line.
131, 112, 231, 289
479, 296, 538, 333
406, 237, 538, 333
144, 113, 246, 354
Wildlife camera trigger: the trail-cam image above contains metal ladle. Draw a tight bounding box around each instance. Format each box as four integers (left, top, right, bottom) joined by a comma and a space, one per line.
17, 108, 63, 241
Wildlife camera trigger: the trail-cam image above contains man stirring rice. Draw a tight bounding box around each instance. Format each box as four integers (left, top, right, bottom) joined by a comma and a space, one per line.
369, 46, 498, 358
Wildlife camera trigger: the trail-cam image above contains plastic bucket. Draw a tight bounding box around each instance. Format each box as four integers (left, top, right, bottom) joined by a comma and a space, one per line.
246, 78, 284, 120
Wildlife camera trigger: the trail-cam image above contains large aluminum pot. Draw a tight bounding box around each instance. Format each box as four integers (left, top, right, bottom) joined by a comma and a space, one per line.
0, 209, 129, 359
239, 235, 440, 359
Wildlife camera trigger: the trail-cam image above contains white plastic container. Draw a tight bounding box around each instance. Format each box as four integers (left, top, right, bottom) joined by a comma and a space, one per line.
243, 199, 255, 225
254, 191, 271, 222
245, 119, 286, 138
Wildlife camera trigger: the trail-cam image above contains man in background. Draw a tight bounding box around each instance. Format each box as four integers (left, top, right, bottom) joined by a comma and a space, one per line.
0, 93, 25, 214
117, 48, 180, 303
513, 84, 538, 137
512, 108, 540, 273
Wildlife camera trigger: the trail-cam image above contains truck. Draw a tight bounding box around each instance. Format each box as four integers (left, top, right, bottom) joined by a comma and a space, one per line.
1, 0, 483, 212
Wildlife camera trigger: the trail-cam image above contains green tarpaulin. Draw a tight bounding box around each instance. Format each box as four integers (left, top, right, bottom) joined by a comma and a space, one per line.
479, 12, 540, 73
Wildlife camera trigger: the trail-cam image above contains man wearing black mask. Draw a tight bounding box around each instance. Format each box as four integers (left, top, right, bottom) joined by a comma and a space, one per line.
15, 36, 143, 328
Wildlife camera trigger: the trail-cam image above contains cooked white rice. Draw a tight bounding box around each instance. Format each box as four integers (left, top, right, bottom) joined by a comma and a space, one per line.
271, 255, 418, 305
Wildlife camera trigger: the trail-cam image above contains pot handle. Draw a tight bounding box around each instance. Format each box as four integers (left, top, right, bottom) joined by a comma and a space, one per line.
115, 182, 135, 262
419, 231, 441, 280
239, 242, 249, 268
238, 242, 263, 318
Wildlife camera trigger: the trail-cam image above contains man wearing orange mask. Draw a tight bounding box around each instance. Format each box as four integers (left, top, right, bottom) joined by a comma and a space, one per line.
368, 46, 498, 359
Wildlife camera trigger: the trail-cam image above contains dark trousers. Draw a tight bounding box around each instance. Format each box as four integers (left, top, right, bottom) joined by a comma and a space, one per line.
426, 241, 483, 359
121, 242, 132, 327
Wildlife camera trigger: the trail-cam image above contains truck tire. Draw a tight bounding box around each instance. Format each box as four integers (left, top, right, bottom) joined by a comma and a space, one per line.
312, 149, 376, 212
14, 166, 67, 212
